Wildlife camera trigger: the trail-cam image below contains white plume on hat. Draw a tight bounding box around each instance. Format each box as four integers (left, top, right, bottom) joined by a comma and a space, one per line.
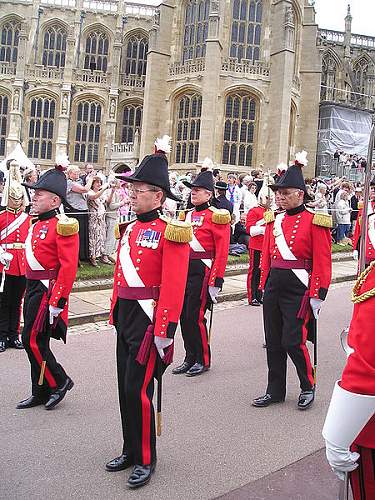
155, 135, 172, 154
295, 150, 308, 166
276, 162, 287, 173
201, 157, 214, 171
55, 153, 70, 169
2, 159, 27, 206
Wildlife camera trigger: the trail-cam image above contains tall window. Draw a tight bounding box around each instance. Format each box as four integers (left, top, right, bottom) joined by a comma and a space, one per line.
230, 0, 262, 62
222, 92, 257, 167
27, 97, 56, 160
42, 25, 67, 68
83, 31, 109, 72
182, 0, 209, 63
0, 95, 8, 156
0, 20, 20, 63
124, 34, 148, 76
74, 101, 101, 163
121, 104, 142, 143
352, 57, 371, 107
321, 52, 337, 101
175, 93, 202, 164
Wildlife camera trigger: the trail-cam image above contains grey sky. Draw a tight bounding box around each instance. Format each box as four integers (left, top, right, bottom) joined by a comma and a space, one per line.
131, 0, 375, 37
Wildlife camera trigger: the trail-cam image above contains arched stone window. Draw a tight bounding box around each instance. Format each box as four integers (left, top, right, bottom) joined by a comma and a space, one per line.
42, 25, 67, 68
27, 97, 56, 160
182, 0, 210, 63
83, 30, 109, 72
124, 34, 148, 76
321, 52, 338, 101
352, 57, 371, 107
175, 93, 202, 164
74, 101, 101, 163
121, 103, 142, 143
0, 95, 8, 156
0, 20, 20, 63
230, 0, 262, 62
222, 91, 257, 167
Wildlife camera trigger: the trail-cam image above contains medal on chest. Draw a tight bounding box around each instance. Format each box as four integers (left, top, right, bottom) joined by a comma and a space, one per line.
136, 228, 161, 249
38, 226, 48, 240
192, 215, 204, 227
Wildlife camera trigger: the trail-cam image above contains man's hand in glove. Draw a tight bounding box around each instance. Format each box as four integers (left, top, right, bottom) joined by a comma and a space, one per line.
49, 305, 63, 325
154, 336, 173, 359
208, 286, 221, 304
310, 298, 323, 320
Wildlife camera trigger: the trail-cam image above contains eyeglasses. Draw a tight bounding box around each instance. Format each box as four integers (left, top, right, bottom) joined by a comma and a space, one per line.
128, 186, 159, 195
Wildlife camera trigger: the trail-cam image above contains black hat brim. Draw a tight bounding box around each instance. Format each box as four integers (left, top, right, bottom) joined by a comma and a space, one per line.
126, 176, 181, 202
182, 180, 214, 192
22, 181, 66, 202
214, 183, 228, 190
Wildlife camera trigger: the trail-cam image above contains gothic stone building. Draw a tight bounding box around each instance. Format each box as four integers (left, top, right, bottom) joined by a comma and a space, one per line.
0, 0, 364, 177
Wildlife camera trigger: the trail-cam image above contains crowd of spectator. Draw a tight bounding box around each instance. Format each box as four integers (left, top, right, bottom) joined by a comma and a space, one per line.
0, 159, 371, 265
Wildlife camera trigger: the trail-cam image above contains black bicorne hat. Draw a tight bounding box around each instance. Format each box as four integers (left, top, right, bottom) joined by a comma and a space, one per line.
270, 158, 312, 200
23, 165, 67, 201
214, 180, 228, 190
183, 171, 214, 192
126, 153, 180, 201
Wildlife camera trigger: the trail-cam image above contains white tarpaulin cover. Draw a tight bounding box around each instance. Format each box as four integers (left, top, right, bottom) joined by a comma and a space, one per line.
0, 143, 35, 175
317, 104, 372, 158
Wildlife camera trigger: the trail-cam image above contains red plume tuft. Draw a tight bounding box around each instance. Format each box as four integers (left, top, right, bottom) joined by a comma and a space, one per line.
55, 164, 67, 172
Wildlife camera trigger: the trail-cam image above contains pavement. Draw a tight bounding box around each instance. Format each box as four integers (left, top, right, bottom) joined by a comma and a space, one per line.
1, 281, 354, 499
67, 257, 358, 325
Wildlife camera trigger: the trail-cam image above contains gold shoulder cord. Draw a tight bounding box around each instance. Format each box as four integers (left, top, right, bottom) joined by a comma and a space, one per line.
352, 261, 375, 304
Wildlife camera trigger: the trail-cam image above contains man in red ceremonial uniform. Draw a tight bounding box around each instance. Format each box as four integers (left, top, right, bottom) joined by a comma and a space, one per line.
253, 152, 332, 410
172, 171, 231, 377
323, 262, 375, 499
17, 158, 79, 411
0, 163, 30, 352
106, 137, 191, 489
246, 191, 268, 306
352, 176, 375, 265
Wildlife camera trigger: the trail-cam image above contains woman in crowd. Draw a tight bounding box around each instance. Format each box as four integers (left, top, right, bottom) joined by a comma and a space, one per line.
308, 182, 329, 214
103, 177, 124, 264
243, 181, 258, 215
87, 176, 108, 267
65, 165, 94, 262
23, 167, 38, 211
336, 190, 352, 245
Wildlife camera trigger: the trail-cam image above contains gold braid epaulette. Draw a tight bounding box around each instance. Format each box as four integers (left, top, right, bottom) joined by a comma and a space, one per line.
164, 220, 193, 243
56, 215, 79, 236
264, 210, 275, 224
312, 212, 333, 228
352, 261, 375, 304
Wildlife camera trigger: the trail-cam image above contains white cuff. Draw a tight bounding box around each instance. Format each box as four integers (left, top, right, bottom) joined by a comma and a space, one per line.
250, 226, 263, 237
323, 381, 375, 448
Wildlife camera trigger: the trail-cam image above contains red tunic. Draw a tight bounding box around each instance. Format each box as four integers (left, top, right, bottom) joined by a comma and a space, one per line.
352, 201, 375, 263
0, 208, 30, 276
110, 216, 190, 338
26, 215, 79, 327
187, 207, 230, 288
260, 208, 332, 299
340, 265, 375, 448
246, 206, 265, 251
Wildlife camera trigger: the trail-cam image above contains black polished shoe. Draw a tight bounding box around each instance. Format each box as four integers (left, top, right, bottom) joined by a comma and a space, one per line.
250, 299, 261, 306
0, 341, 6, 352
105, 453, 133, 472
45, 377, 74, 410
127, 463, 155, 489
172, 361, 193, 375
252, 393, 285, 408
185, 363, 209, 377
297, 390, 315, 410
16, 395, 49, 409
7, 339, 24, 349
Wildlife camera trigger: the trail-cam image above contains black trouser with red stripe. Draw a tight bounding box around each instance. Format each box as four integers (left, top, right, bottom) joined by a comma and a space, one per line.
247, 249, 263, 303
115, 298, 157, 466
22, 280, 68, 398
180, 259, 211, 367
350, 444, 375, 500
0, 273, 26, 343
263, 269, 314, 400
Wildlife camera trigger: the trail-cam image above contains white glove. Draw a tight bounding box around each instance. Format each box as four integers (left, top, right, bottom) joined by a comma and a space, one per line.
249, 226, 265, 237
154, 336, 173, 359
325, 441, 360, 480
208, 286, 221, 304
0, 252, 13, 267
49, 305, 64, 325
310, 298, 323, 320
352, 250, 359, 261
